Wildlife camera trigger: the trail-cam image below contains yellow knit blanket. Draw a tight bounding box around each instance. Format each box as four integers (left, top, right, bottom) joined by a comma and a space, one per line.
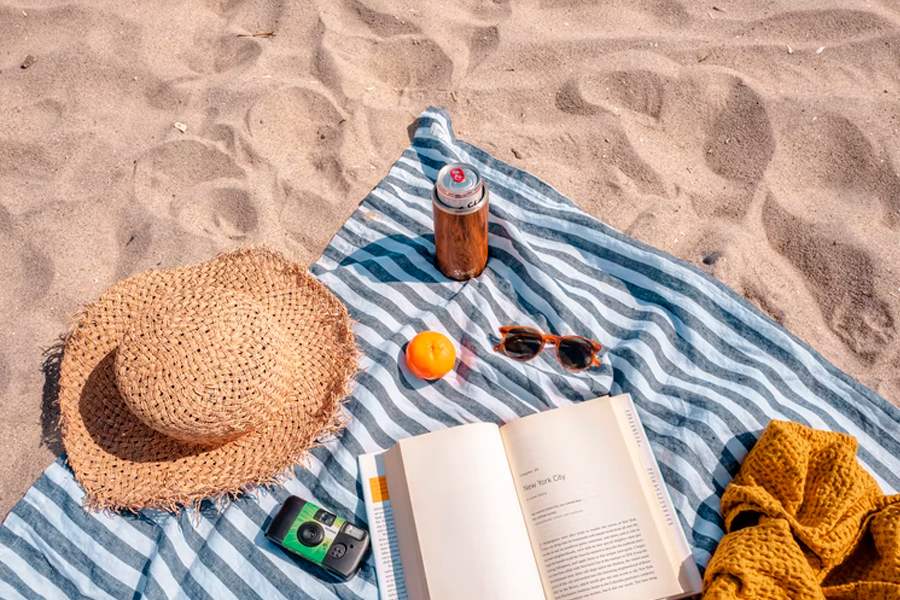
703, 420, 900, 600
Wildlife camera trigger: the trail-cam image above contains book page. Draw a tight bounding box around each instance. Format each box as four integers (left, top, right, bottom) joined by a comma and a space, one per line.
358, 452, 408, 600
611, 396, 702, 597
383, 423, 546, 600
500, 397, 681, 600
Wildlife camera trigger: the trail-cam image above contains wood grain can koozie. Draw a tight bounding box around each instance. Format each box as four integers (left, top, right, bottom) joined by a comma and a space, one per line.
432, 163, 490, 280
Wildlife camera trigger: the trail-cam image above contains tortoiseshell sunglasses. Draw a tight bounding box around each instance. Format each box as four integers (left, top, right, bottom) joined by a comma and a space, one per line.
493, 326, 602, 371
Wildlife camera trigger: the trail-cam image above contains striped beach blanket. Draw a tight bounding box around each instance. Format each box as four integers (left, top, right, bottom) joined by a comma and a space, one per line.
3, 107, 900, 600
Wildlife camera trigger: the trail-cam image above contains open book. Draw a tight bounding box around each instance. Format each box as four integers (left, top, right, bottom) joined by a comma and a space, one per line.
358, 394, 702, 600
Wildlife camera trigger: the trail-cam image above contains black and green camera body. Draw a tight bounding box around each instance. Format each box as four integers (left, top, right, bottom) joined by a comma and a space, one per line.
265, 496, 370, 579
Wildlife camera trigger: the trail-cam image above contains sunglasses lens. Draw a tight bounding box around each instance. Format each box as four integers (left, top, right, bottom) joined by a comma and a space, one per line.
558, 338, 594, 370
502, 328, 544, 360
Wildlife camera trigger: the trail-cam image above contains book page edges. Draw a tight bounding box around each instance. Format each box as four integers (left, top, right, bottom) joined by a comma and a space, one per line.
608, 394, 703, 598
384, 445, 431, 600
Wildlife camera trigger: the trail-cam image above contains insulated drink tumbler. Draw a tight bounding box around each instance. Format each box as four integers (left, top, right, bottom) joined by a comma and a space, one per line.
432, 162, 490, 280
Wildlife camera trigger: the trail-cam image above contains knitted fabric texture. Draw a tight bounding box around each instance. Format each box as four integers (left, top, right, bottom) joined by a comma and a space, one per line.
703, 420, 900, 600
58, 247, 358, 513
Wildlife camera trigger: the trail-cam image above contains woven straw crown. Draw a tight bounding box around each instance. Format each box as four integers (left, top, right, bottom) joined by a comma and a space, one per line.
58, 248, 358, 512
115, 287, 293, 444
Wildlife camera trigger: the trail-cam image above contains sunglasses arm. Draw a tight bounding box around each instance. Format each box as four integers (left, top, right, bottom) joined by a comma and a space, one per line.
590, 341, 603, 366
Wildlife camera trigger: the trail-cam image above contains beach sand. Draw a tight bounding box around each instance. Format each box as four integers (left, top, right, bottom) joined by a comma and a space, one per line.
2, 0, 899, 517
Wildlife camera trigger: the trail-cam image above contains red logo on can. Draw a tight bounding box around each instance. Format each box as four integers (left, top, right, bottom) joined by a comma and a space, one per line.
450, 168, 465, 182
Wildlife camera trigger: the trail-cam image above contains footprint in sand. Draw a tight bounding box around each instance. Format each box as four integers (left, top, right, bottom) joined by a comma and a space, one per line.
206, 188, 259, 238
319, 30, 453, 94
553, 55, 677, 198
345, 0, 421, 37
347, 0, 509, 34
247, 86, 347, 190
468, 25, 499, 72
741, 8, 895, 42
144, 77, 193, 111
280, 183, 346, 258
0, 234, 54, 308
181, 32, 262, 74
540, 0, 687, 25
558, 68, 668, 119
453, 0, 511, 21
132, 134, 264, 244
203, 0, 286, 22
0, 139, 62, 182
762, 194, 895, 362
702, 80, 774, 186
133, 139, 244, 213
558, 53, 775, 221
319, 0, 504, 94
767, 111, 900, 229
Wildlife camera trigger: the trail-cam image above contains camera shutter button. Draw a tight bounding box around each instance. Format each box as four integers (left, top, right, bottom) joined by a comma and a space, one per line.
329, 543, 347, 559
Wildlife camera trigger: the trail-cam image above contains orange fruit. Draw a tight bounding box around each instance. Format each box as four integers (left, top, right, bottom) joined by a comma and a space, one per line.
405, 331, 456, 380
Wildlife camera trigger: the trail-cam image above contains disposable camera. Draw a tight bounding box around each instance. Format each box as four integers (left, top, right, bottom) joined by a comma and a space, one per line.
265, 496, 370, 579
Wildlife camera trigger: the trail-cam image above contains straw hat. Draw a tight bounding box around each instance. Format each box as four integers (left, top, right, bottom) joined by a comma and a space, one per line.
58, 248, 358, 512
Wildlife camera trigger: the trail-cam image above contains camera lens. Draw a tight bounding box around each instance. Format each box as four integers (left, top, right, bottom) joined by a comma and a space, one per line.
297, 522, 325, 547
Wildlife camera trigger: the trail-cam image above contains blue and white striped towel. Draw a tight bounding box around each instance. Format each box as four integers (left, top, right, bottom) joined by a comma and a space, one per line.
3, 107, 899, 600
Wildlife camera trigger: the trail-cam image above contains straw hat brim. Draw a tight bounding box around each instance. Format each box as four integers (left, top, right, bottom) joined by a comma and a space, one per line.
58, 248, 358, 512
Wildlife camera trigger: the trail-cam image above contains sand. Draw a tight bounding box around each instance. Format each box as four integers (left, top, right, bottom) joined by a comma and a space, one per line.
2, 0, 900, 518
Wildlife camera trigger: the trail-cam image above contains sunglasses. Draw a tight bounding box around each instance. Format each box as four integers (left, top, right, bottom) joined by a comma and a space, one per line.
493, 326, 602, 371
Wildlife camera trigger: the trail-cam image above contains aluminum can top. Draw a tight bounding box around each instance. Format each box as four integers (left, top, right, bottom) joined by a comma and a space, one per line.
434, 163, 486, 212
